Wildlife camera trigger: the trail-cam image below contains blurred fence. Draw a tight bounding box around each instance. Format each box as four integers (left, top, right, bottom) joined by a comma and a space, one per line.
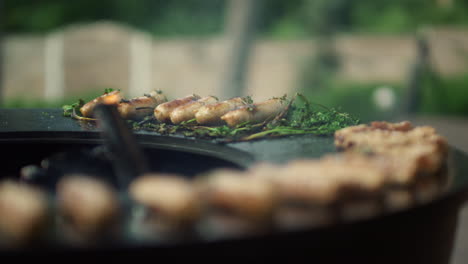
2, 21, 468, 102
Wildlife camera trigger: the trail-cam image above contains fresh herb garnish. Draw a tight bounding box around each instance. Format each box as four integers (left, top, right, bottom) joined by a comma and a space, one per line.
62, 99, 85, 117
104, 88, 116, 94
242, 96, 254, 104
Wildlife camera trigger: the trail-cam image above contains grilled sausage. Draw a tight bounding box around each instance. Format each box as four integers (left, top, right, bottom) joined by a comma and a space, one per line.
129, 174, 199, 233
80, 90, 123, 117
56, 175, 119, 238
195, 168, 276, 237
221, 98, 286, 127
154, 94, 201, 123
196, 169, 276, 219
117, 90, 167, 120
170, 96, 218, 124
195, 97, 247, 125
0, 180, 49, 246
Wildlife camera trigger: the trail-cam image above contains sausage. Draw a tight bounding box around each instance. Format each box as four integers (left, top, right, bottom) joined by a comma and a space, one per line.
154, 94, 200, 123
129, 174, 200, 229
0, 180, 49, 246
221, 98, 286, 127
56, 175, 119, 238
117, 90, 167, 120
170, 96, 218, 124
194, 168, 276, 237
80, 90, 123, 117
195, 97, 247, 125
195, 168, 276, 220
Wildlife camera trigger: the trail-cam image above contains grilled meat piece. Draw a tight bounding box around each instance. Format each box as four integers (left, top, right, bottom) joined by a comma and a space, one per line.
117, 90, 167, 120
334, 121, 447, 153
154, 94, 201, 123
334, 121, 448, 185
56, 175, 119, 239
170, 96, 218, 124
0, 180, 49, 246
129, 174, 200, 229
195, 97, 247, 125
250, 156, 387, 228
195, 168, 276, 237
80, 90, 123, 118
221, 98, 286, 127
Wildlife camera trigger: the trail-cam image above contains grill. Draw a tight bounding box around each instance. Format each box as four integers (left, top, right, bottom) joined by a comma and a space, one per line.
1, 108, 468, 263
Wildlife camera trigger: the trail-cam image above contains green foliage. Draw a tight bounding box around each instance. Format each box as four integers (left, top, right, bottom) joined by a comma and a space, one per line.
5, 0, 468, 37
266, 17, 308, 39
3, 0, 226, 36
419, 73, 468, 115
342, 0, 468, 34
265, 0, 468, 37
302, 81, 403, 123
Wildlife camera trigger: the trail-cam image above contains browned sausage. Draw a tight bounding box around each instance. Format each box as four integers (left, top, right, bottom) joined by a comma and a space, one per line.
195, 168, 276, 220
80, 90, 123, 117
194, 168, 276, 236
154, 94, 201, 123
129, 174, 200, 229
0, 180, 49, 246
195, 97, 247, 125
221, 98, 286, 127
117, 90, 167, 120
56, 175, 119, 237
170, 96, 218, 124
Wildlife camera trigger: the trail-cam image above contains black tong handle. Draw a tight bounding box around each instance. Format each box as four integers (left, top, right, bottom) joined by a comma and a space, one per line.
93, 103, 149, 189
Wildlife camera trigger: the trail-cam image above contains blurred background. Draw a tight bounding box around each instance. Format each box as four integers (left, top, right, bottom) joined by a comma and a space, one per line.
1, 0, 468, 124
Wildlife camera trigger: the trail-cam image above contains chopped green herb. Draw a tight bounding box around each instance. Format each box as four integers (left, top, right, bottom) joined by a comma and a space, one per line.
104, 88, 116, 94
62, 99, 85, 117
242, 96, 254, 104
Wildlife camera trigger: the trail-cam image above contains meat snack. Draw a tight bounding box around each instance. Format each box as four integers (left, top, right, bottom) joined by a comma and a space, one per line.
335, 122, 448, 179
275, 157, 385, 228
117, 90, 167, 120
195, 97, 248, 125
221, 98, 287, 127
195, 168, 276, 238
334, 121, 450, 207
80, 90, 123, 117
0, 180, 50, 247
56, 174, 120, 243
170, 96, 218, 124
320, 153, 414, 212
68, 90, 363, 142
154, 94, 201, 123
129, 173, 200, 238
334, 121, 447, 155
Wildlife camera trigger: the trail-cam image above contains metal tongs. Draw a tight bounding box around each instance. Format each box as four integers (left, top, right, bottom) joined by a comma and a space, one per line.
93, 103, 149, 189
